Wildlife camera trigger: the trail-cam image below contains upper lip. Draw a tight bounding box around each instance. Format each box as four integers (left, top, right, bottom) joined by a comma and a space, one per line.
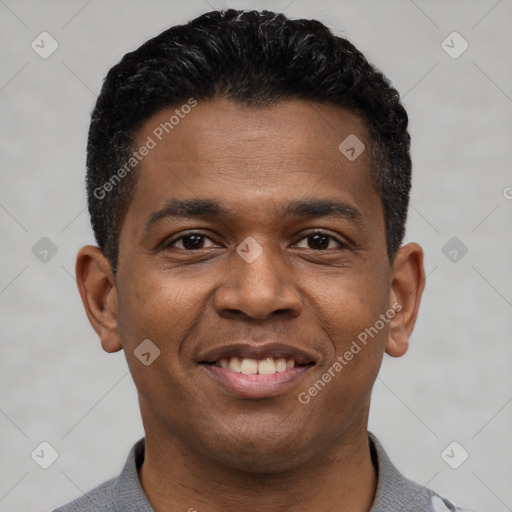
198, 342, 317, 365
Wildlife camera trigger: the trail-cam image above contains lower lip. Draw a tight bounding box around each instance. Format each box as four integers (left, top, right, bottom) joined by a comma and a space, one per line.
201, 364, 313, 398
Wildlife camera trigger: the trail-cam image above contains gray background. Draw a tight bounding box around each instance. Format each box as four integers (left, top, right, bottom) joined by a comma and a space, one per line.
1, 0, 511, 511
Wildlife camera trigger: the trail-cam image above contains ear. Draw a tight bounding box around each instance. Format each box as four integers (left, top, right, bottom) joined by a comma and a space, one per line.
385, 242, 425, 358
75, 245, 123, 353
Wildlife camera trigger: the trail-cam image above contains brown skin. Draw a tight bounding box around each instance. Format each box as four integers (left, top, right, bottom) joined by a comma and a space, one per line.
76, 98, 425, 512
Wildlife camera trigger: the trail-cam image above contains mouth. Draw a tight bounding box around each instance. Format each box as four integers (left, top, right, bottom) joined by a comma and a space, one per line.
198, 343, 316, 398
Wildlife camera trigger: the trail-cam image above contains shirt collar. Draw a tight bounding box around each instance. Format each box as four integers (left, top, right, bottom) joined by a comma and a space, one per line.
114, 437, 154, 511
114, 433, 438, 512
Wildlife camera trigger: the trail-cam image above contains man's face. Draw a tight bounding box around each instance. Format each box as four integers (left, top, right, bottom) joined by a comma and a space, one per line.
112, 98, 395, 471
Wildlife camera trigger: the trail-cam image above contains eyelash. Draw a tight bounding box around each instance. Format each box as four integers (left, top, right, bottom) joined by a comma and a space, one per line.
165, 230, 348, 251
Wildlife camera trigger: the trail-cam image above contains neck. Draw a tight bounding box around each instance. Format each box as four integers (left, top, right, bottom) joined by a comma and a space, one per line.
139, 424, 377, 512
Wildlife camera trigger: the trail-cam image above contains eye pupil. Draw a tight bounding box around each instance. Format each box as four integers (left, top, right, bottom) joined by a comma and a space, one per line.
182, 235, 204, 250
309, 234, 329, 250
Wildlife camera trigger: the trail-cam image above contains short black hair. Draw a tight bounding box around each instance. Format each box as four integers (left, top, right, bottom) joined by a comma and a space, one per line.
87, 9, 411, 273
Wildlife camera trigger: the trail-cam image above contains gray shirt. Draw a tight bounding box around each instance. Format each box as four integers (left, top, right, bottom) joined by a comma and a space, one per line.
53, 433, 471, 511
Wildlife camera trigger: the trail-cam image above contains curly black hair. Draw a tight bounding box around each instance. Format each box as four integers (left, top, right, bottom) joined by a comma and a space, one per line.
87, 9, 411, 273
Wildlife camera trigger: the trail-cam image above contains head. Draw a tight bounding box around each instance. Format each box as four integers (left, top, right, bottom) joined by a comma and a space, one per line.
77, 10, 424, 472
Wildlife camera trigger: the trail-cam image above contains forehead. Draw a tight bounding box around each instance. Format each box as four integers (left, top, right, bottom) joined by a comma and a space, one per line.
124, 97, 382, 232
135, 97, 370, 170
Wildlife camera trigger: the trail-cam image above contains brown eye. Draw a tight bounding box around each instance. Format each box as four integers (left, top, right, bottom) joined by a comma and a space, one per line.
295, 232, 346, 250
168, 233, 216, 250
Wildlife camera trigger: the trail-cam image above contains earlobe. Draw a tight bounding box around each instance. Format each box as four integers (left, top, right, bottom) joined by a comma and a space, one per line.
385, 243, 425, 358
75, 245, 123, 353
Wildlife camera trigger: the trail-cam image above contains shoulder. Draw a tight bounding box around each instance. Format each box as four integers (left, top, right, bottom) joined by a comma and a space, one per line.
385, 474, 482, 512
52, 438, 153, 512
52, 476, 118, 512
368, 432, 483, 512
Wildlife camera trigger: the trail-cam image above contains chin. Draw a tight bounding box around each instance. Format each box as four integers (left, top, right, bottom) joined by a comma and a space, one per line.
194, 424, 318, 475
211, 445, 307, 474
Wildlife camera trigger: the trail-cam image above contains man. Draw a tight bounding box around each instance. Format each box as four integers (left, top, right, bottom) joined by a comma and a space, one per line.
55, 9, 472, 512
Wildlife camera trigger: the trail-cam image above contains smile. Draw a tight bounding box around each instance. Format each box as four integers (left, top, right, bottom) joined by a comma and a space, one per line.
198, 343, 316, 398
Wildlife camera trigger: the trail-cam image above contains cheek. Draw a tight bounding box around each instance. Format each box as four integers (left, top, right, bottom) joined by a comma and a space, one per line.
308, 294, 387, 427
115, 267, 218, 387
115, 271, 207, 413
307, 266, 390, 394
118, 269, 202, 341
313, 263, 389, 340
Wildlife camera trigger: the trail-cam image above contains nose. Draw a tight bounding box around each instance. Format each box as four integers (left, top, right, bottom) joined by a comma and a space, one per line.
213, 241, 302, 321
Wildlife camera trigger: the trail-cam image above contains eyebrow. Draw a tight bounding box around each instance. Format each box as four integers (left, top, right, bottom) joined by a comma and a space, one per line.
145, 197, 363, 229
146, 199, 231, 228
283, 198, 362, 222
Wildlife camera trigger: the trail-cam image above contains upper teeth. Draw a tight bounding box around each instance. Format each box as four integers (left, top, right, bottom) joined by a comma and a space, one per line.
217, 356, 295, 375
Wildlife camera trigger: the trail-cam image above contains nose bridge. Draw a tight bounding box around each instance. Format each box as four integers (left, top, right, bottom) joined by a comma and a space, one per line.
214, 236, 301, 320
237, 238, 282, 290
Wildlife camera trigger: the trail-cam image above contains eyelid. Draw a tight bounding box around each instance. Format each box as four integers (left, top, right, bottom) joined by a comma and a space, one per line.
162, 229, 350, 251
293, 229, 349, 249
164, 230, 218, 249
